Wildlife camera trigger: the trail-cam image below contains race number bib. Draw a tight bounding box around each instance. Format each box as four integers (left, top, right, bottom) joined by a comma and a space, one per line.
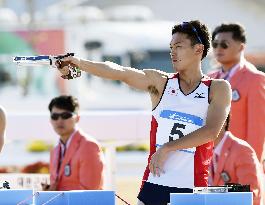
147, 110, 204, 187
156, 110, 203, 153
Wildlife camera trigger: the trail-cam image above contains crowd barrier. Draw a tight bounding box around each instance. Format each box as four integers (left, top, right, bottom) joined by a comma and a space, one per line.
0, 189, 253, 205
170, 192, 252, 205
0, 189, 115, 205
35, 190, 115, 205
0, 189, 33, 205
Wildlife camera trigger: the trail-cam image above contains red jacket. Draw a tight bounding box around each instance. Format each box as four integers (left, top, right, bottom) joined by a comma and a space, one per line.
208, 61, 265, 163
50, 130, 105, 190
210, 132, 264, 205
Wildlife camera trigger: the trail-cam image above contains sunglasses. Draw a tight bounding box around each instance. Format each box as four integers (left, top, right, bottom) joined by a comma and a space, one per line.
180, 22, 203, 44
50, 112, 75, 120
212, 42, 228, 49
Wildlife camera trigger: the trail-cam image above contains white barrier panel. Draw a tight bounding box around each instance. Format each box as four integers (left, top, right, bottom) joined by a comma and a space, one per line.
0, 189, 115, 205
170, 192, 253, 205
0, 189, 33, 205
6, 111, 151, 141
35, 191, 115, 205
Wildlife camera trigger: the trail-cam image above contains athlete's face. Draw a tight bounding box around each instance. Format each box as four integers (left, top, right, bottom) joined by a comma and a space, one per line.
170, 32, 202, 72
50, 107, 79, 137
212, 32, 244, 66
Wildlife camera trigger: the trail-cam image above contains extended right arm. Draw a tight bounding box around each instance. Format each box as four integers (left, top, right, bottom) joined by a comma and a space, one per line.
58, 56, 167, 92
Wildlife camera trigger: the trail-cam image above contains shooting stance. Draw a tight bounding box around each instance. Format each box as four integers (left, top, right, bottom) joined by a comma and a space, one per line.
14, 20, 232, 205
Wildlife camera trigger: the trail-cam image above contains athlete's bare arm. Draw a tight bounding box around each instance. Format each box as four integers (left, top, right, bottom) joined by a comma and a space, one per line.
149, 79, 232, 176
57, 57, 168, 108
0, 107, 6, 152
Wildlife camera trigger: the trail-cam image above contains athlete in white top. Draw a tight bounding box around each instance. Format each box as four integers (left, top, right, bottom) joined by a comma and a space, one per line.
146, 74, 213, 188
56, 20, 232, 205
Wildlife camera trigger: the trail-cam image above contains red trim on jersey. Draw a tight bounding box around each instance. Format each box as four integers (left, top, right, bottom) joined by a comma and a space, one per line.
201, 76, 213, 87
141, 116, 158, 189
197, 76, 214, 185
168, 73, 179, 79
194, 141, 214, 186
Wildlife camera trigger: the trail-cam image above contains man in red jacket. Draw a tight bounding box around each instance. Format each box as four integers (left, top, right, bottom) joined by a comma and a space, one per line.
210, 114, 264, 205
42, 95, 105, 191
208, 23, 265, 167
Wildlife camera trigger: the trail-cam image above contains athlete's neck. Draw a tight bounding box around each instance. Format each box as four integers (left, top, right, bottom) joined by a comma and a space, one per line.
178, 70, 203, 88
178, 69, 203, 95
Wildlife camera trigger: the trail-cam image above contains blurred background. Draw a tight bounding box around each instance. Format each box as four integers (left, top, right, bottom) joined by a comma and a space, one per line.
0, 0, 264, 204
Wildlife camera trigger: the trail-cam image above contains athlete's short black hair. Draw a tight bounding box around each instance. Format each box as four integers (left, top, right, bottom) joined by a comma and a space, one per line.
171, 20, 211, 59
212, 23, 246, 43
48, 95, 79, 113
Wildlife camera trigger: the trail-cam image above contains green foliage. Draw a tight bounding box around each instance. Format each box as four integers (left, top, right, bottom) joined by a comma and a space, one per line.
116, 143, 149, 152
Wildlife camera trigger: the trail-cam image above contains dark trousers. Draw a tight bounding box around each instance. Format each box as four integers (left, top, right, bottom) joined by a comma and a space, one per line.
138, 182, 193, 205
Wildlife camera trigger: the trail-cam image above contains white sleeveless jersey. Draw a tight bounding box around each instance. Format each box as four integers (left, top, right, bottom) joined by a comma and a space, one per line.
143, 73, 213, 188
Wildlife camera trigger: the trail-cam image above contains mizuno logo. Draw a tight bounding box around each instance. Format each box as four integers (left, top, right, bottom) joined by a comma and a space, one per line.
194, 93, 205, 98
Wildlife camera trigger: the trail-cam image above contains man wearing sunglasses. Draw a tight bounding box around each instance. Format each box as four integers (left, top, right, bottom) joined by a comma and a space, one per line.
0, 106, 6, 152
42, 95, 105, 191
209, 23, 265, 169
55, 20, 231, 205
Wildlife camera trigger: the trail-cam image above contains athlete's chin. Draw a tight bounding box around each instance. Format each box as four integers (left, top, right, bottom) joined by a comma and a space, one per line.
173, 65, 185, 73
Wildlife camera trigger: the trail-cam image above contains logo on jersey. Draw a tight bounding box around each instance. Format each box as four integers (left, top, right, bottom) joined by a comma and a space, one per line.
167, 87, 179, 96
160, 110, 203, 126
194, 92, 205, 98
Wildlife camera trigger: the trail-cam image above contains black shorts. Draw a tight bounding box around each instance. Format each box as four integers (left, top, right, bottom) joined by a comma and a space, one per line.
137, 181, 193, 205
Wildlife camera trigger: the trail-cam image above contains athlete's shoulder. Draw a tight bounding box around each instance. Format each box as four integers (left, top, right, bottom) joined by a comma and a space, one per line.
210, 79, 231, 100
143, 69, 173, 86
143, 68, 170, 78
211, 78, 231, 88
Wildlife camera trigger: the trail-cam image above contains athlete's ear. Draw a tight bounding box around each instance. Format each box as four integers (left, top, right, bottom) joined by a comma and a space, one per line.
195, 44, 204, 55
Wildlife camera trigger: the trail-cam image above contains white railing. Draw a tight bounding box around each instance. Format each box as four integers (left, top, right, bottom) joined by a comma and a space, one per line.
6, 111, 151, 141
0, 173, 49, 190
5, 111, 152, 189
